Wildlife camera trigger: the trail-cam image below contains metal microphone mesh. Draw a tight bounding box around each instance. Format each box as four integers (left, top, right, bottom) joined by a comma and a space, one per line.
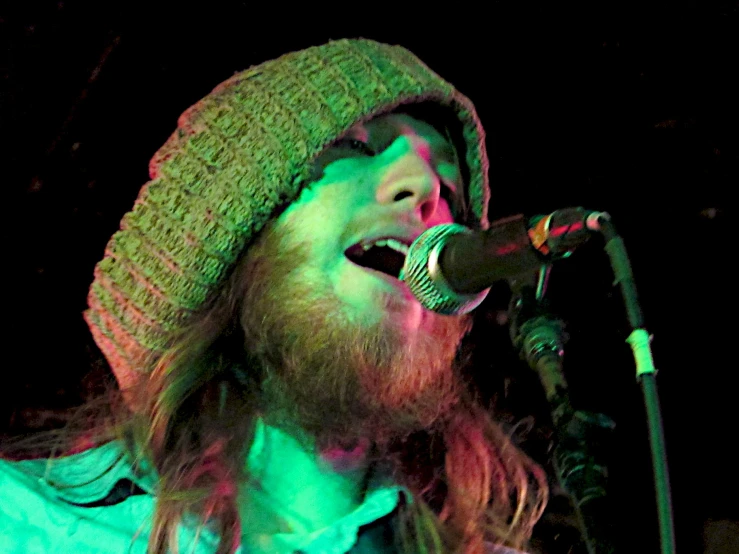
400, 224, 490, 315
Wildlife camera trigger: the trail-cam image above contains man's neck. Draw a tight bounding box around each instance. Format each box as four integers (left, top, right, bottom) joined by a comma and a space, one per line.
240, 419, 371, 543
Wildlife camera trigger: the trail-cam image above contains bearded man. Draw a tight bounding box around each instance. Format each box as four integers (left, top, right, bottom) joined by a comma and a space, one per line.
0, 39, 547, 553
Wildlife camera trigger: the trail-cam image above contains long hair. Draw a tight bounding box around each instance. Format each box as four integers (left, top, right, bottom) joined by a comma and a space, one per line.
2, 248, 548, 554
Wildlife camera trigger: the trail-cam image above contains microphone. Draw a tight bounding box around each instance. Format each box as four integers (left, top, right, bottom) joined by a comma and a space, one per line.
400, 207, 608, 315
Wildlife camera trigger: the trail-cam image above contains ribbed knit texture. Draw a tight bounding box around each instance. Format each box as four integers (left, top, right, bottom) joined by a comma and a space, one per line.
84, 39, 491, 395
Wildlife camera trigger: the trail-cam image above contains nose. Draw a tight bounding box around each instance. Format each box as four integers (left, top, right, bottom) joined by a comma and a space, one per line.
375, 135, 441, 223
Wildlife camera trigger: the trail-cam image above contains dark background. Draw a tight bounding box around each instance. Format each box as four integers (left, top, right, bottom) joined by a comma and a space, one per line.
2, 2, 737, 553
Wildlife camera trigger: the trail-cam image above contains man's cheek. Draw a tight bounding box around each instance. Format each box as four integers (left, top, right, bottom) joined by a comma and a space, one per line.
428, 202, 455, 227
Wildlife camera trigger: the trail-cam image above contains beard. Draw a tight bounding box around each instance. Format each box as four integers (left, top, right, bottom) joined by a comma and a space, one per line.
237, 218, 473, 449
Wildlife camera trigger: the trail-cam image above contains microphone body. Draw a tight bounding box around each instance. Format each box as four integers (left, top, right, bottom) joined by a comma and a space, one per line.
401, 208, 606, 315
440, 214, 541, 295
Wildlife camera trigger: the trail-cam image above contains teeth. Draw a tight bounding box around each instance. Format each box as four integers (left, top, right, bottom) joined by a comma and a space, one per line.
361, 238, 410, 255
385, 238, 410, 255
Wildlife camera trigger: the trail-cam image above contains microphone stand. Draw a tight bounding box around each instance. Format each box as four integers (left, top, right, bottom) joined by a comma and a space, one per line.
511, 275, 617, 554
598, 219, 676, 554
512, 214, 676, 554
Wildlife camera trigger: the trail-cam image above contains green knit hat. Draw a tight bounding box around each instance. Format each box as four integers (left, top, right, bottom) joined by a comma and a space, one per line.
84, 39, 491, 395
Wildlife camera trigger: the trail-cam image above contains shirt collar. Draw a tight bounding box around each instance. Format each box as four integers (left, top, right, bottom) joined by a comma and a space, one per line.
267, 482, 405, 554
12, 440, 154, 505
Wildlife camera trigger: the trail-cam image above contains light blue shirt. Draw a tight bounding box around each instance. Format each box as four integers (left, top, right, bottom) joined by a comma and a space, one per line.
0, 441, 527, 553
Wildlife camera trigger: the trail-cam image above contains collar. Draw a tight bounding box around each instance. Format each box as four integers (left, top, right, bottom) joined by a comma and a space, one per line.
9, 441, 156, 505
266, 483, 403, 554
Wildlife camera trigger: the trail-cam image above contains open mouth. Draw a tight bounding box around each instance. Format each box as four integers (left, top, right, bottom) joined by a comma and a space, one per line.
344, 238, 410, 280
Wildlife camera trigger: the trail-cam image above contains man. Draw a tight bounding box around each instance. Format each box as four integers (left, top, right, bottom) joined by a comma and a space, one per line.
0, 39, 547, 553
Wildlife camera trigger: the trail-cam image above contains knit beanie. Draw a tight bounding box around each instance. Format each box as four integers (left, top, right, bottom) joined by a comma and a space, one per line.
84, 38, 491, 397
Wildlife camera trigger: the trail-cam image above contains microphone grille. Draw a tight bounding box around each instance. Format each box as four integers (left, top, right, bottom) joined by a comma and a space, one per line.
401, 223, 490, 315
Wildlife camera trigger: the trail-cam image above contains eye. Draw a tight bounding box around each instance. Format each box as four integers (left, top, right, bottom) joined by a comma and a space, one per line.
333, 137, 376, 157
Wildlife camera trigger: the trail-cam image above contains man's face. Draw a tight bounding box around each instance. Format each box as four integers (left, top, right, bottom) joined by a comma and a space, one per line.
239, 111, 472, 444
276, 112, 463, 334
